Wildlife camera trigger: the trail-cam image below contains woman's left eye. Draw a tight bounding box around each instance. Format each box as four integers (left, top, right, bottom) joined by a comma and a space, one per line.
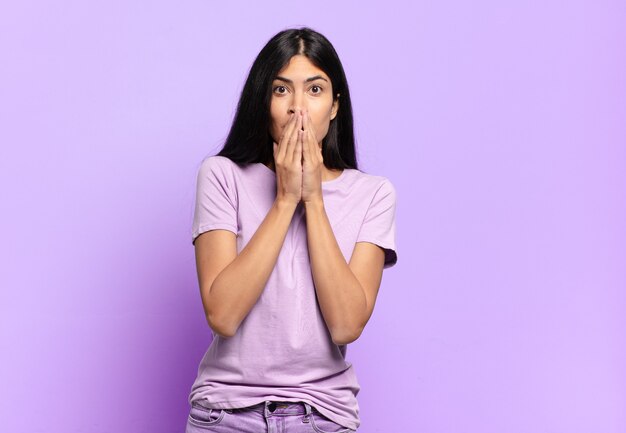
310, 85, 322, 94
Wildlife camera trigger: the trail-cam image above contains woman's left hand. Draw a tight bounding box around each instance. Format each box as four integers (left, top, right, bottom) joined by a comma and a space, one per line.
301, 109, 324, 204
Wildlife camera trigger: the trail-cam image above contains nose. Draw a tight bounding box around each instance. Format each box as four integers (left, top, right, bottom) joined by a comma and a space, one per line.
288, 93, 307, 115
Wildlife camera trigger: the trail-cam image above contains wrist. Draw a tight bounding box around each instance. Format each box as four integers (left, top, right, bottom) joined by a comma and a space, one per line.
275, 196, 300, 210
303, 197, 325, 211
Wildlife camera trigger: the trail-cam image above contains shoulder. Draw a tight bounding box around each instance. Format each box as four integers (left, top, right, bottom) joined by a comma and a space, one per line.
198, 155, 237, 174
348, 169, 397, 199
197, 155, 244, 184
194, 156, 243, 198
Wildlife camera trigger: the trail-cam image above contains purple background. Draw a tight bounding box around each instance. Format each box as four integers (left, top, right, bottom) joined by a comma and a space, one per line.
1, 1, 625, 432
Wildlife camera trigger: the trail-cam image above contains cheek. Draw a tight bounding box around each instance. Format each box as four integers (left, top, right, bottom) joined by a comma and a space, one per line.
269, 110, 284, 131
313, 110, 332, 130
269, 105, 279, 123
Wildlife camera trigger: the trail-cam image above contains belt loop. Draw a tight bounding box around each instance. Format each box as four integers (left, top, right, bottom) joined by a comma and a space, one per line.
302, 402, 312, 423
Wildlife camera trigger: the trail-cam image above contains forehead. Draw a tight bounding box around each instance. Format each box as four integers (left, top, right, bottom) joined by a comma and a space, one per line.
275, 55, 328, 79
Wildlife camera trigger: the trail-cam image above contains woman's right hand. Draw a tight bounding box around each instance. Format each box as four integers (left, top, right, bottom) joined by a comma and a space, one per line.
273, 111, 303, 205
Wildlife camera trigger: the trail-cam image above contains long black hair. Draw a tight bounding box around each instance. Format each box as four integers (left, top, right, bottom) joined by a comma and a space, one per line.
215, 27, 358, 170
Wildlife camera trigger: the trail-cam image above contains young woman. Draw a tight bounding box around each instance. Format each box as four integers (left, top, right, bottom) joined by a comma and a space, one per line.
186, 27, 398, 433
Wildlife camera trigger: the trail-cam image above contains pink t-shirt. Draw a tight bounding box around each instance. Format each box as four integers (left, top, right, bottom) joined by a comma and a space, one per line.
188, 155, 398, 430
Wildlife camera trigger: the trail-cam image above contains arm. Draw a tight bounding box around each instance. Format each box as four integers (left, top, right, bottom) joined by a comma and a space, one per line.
298, 108, 388, 345
304, 198, 386, 345
195, 198, 297, 338
195, 111, 303, 338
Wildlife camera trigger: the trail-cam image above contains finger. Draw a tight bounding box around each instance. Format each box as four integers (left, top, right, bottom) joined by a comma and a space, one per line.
277, 112, 297, 160
302, 108, 308, 132
304, 116, 314, 155
307, 124, 321, 163
311, 129, 318, 163
302, 120, 310, 164
294, 129, 303, 166
303, 109, 315, 160
306, 111, 318, 149
277, 112, 296, 161
287, 112, 303, 163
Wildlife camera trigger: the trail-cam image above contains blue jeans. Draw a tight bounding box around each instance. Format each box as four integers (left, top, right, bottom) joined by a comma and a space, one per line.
185, 400, 357, 433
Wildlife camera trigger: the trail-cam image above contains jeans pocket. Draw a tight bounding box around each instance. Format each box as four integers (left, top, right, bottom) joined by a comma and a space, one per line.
188, 404, 226, 428
309, 408, 354, 433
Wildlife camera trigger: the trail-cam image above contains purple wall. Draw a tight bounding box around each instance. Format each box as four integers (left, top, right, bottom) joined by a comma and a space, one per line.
1, 1, 625, 432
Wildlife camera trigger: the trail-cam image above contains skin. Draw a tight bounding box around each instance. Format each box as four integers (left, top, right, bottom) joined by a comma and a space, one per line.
194, 55, 386, 344
267, 54, 342, 198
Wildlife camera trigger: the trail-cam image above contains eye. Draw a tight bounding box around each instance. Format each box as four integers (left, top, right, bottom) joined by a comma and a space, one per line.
273, 85, 288, 95
310, 85, 323, 95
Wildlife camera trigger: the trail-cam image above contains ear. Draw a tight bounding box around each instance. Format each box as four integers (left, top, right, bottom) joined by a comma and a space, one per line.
330, 94, 340, 120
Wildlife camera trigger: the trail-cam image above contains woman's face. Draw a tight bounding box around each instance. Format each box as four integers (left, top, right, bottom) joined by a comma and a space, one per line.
269, 55, 339, 148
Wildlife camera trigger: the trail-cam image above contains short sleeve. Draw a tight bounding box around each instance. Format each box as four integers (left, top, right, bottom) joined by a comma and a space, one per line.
191, 157, 238, 245
356, 179, 398, 269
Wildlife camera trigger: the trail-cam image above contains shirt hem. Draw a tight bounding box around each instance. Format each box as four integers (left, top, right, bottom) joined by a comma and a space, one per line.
192, 224, 238, 244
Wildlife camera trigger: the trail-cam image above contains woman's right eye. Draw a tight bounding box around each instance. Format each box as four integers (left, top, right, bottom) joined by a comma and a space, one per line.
273, 85, 287, 94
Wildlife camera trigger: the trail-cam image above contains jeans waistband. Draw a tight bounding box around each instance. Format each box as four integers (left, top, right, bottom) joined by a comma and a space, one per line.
232, 400, 313, 416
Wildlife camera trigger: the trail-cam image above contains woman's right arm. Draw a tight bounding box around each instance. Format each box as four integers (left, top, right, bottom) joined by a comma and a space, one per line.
194, 110, 304, 337
194, 197, 297, 338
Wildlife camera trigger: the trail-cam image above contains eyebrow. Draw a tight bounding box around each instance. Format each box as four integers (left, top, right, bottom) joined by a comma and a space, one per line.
274, 75, 328, 84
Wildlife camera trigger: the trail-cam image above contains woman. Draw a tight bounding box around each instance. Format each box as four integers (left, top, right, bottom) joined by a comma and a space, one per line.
187, 27, 398, 433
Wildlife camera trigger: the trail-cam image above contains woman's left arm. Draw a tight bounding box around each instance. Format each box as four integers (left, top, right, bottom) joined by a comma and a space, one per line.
304, 200, 386, 345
